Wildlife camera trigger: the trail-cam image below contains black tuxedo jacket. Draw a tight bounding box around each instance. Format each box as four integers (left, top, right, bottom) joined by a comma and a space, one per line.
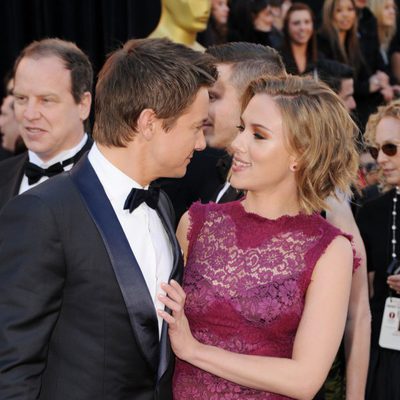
0, 155, 183, 400
0, 151, 26, 209
0, 137, 92, 212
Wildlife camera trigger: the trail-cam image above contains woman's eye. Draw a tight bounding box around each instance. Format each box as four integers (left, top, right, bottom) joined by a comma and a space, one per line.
253, 132, 265, 140
236, 124, 245, 133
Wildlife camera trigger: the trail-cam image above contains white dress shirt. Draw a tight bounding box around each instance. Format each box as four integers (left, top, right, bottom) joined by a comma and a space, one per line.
19, 133, 88, 194
216, 181, 231, 203
88, 143, 173, 337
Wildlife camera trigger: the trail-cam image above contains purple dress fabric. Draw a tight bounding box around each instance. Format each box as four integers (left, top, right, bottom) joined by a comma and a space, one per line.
173, 201, 357, 400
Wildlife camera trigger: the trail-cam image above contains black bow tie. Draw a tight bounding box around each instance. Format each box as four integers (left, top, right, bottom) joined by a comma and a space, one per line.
25, 162, 65, 185
24, 143, 90, 185
124, 187, 160, 213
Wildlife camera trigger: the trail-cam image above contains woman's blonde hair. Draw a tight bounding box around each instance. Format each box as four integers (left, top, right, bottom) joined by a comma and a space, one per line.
368, 0, 397, 52
365, 100, 400, 146
365, 100, 400, 190
242, 75, 359, 214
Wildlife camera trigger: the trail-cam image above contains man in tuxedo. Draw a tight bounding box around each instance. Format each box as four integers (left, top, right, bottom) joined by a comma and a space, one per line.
0, 38, 217, 400
0, 38, 93, 210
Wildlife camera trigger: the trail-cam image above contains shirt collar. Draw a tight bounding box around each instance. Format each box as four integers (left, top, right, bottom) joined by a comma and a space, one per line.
28, 133, 88, 168
88, 142, 147, 208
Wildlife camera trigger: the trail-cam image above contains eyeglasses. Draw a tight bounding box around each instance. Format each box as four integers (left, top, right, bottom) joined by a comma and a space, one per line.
368, 143, 400, 160
361, 162, 378, 173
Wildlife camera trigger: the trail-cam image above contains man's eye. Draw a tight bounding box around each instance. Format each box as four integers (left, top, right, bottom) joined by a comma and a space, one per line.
14, 95, 26, 103
208, 92, 217, 102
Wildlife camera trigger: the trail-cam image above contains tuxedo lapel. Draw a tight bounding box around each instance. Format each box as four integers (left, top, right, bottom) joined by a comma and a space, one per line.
70, 155, 159, 372
155, 191, 184, 381
0, 153, 27, 210
156, 191, 182, 284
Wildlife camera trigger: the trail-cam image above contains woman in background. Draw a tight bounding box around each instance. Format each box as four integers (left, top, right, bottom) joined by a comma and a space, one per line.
198, 0, 230, 47
368, 0, 400, 85
280, 2, 319, 76
229, 0, 283, 49
357, 99, 400, 400
319, 0, 393, 129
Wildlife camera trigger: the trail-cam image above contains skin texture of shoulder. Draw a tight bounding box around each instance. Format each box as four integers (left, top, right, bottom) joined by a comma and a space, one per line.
326, 195, 371, 399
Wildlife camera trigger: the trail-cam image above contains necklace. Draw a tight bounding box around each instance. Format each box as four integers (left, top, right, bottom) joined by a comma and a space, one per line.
392, 186, 400, 259
388, 187, 400, 276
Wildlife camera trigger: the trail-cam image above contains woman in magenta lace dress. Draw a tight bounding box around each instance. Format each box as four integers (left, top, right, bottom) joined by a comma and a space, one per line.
158, 75, 360, 399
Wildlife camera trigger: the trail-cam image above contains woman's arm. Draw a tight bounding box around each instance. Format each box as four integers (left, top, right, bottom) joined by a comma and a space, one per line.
159, 236, 353, 400
326, 197, 371, 400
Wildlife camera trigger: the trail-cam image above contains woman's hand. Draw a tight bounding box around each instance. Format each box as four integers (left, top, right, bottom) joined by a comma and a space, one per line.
387, 274, 400, 294
376, 70, 390, 87
380, 86, 394, 103
369, 74, 381, 93
157, 280, 200, 361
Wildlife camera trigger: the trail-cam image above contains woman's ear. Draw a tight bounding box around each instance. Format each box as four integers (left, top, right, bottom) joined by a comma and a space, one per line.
289, 154, 299, 172
290, 163, 298, 172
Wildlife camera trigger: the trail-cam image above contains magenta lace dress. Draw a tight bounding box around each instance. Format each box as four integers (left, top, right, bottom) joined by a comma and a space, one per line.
173, 201, 356, 400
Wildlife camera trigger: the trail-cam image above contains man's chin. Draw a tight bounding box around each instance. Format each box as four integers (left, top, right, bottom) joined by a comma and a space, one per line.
166, 167, 188, 180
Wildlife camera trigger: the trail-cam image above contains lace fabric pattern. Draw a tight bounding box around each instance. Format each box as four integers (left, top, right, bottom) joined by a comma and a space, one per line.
173, 201, 355, 400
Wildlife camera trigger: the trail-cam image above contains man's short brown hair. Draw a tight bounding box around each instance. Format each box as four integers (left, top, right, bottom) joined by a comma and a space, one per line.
93, 38, 217, 147
14, 38, 93, 104
206, 42, 286, 94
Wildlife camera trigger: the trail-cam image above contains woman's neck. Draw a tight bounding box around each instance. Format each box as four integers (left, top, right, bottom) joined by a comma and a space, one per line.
291, 42, 308, 74
242, 189, 301, 220
254, 19, 272, 32
338, 30, 347, 47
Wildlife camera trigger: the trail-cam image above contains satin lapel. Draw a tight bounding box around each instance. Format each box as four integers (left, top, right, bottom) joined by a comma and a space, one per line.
0, 154, 26, 209
156, 192, 184, 381
70, 155, 159, 372
11, 156, 26, 196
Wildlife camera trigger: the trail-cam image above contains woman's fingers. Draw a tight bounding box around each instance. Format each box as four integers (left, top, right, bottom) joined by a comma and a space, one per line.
157, 309, 176, 325
170, 279, 186, 299
160, 281, 186, 305
158, 293, 183, 313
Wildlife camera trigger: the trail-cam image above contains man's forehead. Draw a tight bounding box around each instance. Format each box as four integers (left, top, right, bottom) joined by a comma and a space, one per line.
15, 55, 69, 80
216, 63, 233, 81
214, 63, 238, 91
340, 78, 354, 93
14, 55, 72, 94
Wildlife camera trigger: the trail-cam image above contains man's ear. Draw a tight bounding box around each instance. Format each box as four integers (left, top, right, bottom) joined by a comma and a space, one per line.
136, 108, 157, 140
78, 91, 92, 121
